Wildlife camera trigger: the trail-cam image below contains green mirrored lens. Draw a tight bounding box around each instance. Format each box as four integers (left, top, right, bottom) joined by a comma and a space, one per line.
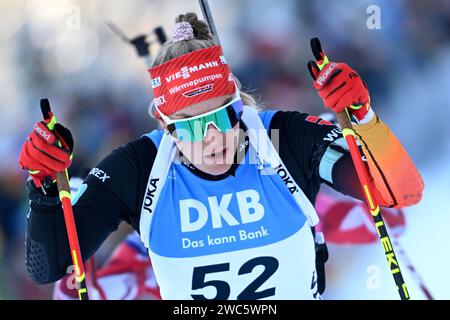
169, 99, 241, 142
171, 119, 204, 142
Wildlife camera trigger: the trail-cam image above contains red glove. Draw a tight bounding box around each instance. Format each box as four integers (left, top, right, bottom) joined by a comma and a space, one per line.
18, 111, 73, 189
307, 38, 371, 122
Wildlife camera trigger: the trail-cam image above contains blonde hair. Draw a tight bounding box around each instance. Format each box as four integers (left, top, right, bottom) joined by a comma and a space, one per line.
151, 12, 257, 108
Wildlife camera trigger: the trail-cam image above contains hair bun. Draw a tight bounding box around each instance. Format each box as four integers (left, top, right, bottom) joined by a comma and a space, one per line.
175, 12, 212, 41
172, 22, 194, 42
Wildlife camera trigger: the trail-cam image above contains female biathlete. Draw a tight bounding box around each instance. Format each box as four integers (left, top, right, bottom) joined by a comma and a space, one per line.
19, 13, 423, 300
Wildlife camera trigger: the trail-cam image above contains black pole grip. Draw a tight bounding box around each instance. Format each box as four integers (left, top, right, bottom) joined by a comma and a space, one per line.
310, 37, 324, 61
40, 98, 52, 121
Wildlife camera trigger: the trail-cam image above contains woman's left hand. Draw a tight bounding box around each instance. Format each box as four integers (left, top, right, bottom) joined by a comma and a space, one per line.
307, 39, 371, 122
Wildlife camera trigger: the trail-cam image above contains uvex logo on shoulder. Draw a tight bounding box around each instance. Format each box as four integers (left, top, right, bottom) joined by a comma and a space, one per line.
180, 189, 265, 232
89, 168, 110, 182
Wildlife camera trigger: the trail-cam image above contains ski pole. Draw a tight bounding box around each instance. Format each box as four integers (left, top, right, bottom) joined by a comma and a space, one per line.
391, 238, 433, 300
360, 206, 433, 299
40, 99, 89, 300
198, 0, 221, 46
86, 257, 107, 300
309, 38, 409, 300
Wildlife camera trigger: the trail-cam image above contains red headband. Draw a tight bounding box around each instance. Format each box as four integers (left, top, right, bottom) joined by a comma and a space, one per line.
149, 46, 235, 119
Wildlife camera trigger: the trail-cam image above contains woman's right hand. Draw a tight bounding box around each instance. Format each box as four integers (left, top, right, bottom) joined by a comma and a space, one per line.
18, 117, 74, 189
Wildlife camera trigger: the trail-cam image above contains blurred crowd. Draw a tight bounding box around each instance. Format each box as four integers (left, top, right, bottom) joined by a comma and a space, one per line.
0, 0, 449, 299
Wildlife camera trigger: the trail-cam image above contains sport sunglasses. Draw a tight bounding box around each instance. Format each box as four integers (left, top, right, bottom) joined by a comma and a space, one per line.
156, 90, 244, 142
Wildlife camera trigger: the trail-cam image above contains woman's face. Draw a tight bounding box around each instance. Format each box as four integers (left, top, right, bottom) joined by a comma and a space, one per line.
159, 94, 240, 176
